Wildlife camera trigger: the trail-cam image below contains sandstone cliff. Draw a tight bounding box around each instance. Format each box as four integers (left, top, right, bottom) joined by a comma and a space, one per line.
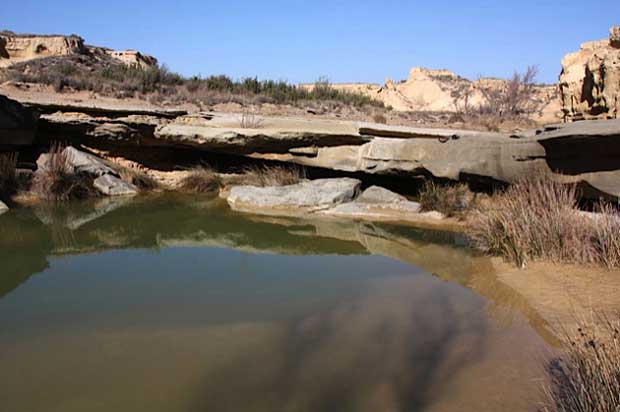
0, 31, 157, 69
307, 67, 560, 122
559, 26, 620, 121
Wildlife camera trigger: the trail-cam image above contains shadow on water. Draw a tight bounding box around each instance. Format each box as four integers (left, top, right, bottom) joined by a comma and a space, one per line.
0, 193, 555, 412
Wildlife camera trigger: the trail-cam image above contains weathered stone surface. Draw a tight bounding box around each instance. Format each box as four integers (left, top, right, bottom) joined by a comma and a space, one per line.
93, 174, 138, 196
154, 114, 367, 154
559, 27, 620, 121
0, 94, 39, 147
37, 146, 118, 177
0, 201, 8, 215
227, 178, 361, 214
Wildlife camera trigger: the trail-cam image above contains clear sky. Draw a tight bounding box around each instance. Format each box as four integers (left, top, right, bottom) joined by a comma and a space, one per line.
2, 0, 618, 84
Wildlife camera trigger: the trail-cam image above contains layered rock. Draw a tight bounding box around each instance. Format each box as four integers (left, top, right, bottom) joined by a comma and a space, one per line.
0, 33, 86, 67
27, 105, 620, 200
0, 94, 39, 147
559, 26, 620, 121
0, 32, 157, 69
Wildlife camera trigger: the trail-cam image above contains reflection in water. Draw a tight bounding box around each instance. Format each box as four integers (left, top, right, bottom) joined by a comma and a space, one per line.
0, 194, 551, 412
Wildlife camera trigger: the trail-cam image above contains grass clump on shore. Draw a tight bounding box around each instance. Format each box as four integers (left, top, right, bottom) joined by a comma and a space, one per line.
119, 168, 159, 192
544, 314, 620, 412
418, 181, 474, 217
0, 153, 18, 203
468, 174, 620, 268
240, 164, 306, 187
33, 144, 96, 202
179, 166, 222, 194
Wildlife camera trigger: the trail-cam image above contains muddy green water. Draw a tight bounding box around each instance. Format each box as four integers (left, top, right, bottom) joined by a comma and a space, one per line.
0, 194, 553, 412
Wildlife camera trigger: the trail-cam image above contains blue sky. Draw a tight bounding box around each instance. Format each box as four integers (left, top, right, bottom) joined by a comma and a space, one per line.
2, 0, 618, 84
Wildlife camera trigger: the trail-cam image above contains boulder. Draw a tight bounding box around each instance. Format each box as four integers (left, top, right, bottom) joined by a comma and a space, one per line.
316, 186, 447, 225
93, 174, 138, 196
36, 146, 118, 177
0, 200, 8, 215
559, 27, 620, 121
0, 94, 39, 147
227, 178, 361, 215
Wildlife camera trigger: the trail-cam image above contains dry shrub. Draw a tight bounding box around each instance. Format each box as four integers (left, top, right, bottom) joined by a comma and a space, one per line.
0, 153, 18, 202
372, 113, 388, 124
179, 166, 222, 194
591, 203, 620, 269
120, 168, 159, 191
544, 314, 620, 412
239, 108, 263, 129
468, 174, 620, 268
240, 164, 306, 187
418, 181, 474, 217
33, 144, 96, 202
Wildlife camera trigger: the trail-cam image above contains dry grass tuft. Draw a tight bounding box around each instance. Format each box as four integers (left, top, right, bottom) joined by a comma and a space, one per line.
544, 313, 620, 412
33, 143, 97, 202
119, 168, 159, 192
240, 164, 306, 187
468, 174, 620, 268
418, 181, 474, 217
0, 152, 18, 203
179, 166, 222, 194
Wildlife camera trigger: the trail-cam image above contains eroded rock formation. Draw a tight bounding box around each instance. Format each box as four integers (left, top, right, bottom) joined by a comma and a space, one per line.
0, 32, 157, 68
559, 26, 620, 121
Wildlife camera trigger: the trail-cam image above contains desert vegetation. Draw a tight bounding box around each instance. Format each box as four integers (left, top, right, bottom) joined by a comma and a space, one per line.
450, 65, 541, 131
418, 180, 476, 218
544, 314, 620, 412
238, 164, 306, 187
468, 174, 620, 268
0, 153, 18, 203
179, 166, 222, 194
32, 143, 97, 202
2, 55, 386, 110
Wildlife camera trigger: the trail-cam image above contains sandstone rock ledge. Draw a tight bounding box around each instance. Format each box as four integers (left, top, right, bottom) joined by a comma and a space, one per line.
226, 179, 450, 228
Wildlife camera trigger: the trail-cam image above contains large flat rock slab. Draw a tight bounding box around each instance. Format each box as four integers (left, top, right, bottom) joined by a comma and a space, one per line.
227, 178, 361, 214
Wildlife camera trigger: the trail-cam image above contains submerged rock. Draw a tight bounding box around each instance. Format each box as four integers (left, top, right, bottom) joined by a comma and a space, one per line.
227, 178, 361, 214
93, 175, 138, 196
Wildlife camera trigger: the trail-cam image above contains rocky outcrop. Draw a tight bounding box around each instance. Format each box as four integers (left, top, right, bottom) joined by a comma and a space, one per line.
311, 67, 559, 122
25, 105, 620, 200
103, 49, 157, 69
0, 94, 39, 147
559, 27, 620, 121
0, 32, 157, 69
0, 33, 86, 67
